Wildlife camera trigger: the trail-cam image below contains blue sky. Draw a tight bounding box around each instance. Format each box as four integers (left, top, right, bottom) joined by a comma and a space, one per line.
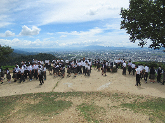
0, 0, 147, 49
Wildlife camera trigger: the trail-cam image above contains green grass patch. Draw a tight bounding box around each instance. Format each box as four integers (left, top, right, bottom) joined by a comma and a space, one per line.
77, 103, 105, 123
2, 65, 15, 70
120, 97, 165, 123
0, 92, 165, 123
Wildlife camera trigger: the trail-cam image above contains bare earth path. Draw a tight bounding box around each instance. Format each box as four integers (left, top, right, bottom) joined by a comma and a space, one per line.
0, 68, 164, 98
0, 68, 165, 123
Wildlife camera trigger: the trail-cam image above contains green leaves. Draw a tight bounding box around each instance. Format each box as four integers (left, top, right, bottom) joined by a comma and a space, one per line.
0, 45, 13, 62
120, 0, 165, 49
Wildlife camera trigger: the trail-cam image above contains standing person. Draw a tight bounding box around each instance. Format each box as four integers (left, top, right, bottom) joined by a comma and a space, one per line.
135, 65, 141, 86
162, 70, 165, 85
38, 66, 44, 85
97, 59, 100, 71
0, 76, 3, 84
84, 61, 88, 76
43, 65, 46, 80
0, 66, 3, 84
28, 63, 33, 81
6, 68, 11, 83
131, 63, 135, 75
122, 61, 126, 75
48, 61, 52, 75
139, 64, 144, 79
82, 58, 86, 74
127, 60, 132, 75
102, 60, 107, 76
0, 66, 4, 80
19, 66, 25, 83
94, 59, 97, 69
150, 66, 155, 83
157, 66, 163, 83
67, 62, 71, 77
73, 63, 77, 77
144, 64, 149, 83
77, 60, 82, 74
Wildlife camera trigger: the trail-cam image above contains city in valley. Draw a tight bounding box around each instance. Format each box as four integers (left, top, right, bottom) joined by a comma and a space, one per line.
45, 48, 165, 63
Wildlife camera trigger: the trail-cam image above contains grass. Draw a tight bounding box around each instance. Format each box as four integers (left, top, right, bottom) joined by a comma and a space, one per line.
0, 92, 165, 123
2, 65, 15, 70
120, 97, 165, 123
77, 103, 105, 123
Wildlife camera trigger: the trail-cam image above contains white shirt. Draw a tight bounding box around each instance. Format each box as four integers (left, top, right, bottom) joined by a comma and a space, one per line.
144, 66, 149, 73
123, 63, 126, 67
136, 68, 141, 75
131, 64, 135, 68
28, 65, 32, 71
43, 67, 46, 71
20, 68, 24, 73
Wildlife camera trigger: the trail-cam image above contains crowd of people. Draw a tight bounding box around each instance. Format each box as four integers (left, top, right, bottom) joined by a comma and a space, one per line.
115, 59, 165, 86
0, 58, 165, 86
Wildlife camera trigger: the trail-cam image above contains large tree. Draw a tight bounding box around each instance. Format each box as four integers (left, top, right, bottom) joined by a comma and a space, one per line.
0, 45, 13, 63
120, 0, 165, 49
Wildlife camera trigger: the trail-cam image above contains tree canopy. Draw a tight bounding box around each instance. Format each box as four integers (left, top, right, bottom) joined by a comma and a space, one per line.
0, 45, 13, 63
120, 0, 165, 49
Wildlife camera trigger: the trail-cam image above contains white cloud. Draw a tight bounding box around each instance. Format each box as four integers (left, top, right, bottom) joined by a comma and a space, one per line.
0, 30, 15, 37
19, 25, 41, 36
0, 38, 59, 48
58, 27, 103, 37
0, 0, 129, 27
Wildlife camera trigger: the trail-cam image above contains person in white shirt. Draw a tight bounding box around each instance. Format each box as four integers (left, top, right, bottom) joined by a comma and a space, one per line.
138, 64, 144, 79
19, 66, 25, 83
85, 61, 88, 76
144, 64, 149, 83
38, 66, 44, 85
135, 65, 141, 86
122, 61, 126, 75
28, 64, 33, 81
131, 63, 135, 75
77, 60, 82, 74
127, 60, 132, 75
43, 65, 46, 80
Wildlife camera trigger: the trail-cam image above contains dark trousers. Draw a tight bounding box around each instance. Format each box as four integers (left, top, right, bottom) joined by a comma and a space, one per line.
83, 66, 85, 74
20, 73, 25, 83
157, 75, 161, 82
44, 71, 46, 80
132, 68, 135, 75
123, 67, 126, 75
24, 70, 28, 79
29, 71, 32, 80
144, 72, 148, 81
128, 66, 132, 74
136, 74, 141, 86
39, 74, 43, 84
34, 69, 38, 79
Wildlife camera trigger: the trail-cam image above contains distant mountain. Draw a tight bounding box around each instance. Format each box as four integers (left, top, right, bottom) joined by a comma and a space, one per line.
13, 45, 150, 53
13, 49, 37, 55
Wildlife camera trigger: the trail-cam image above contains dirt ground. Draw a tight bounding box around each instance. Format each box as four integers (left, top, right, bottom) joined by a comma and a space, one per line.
0, 68, 164, 123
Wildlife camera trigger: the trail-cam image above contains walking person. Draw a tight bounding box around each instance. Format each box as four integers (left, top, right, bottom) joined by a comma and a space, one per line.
122, 61, 126, 75
144, 64, 149, 83
6, 68, 11, 83
38, 66, 44, 85
19, 66, 25, 83
131, 63, 135, 75
150, 66, 156, 83
157, 66, 162, 83
135, 65, 141, 86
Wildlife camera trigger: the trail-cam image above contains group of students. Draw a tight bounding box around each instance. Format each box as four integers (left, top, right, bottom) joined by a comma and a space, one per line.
120, 60, 165, 86
48, 58, 92, 78
0, 61, 47, 85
